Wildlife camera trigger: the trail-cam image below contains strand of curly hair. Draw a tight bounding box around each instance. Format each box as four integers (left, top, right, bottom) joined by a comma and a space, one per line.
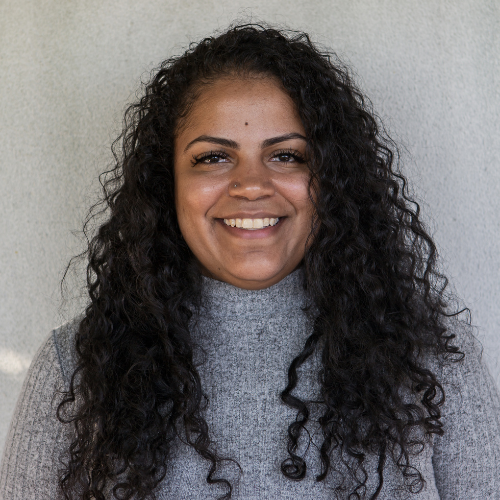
58, 23, 466, 500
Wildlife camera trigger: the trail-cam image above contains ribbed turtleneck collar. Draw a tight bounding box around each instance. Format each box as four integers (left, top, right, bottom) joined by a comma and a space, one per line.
198, 266, 309, 318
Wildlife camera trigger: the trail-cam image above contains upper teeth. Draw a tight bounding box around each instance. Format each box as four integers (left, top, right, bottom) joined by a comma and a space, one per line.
223, 217, 279, 229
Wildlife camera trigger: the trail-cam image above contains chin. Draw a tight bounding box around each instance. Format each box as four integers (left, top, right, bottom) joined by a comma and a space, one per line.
197, 255, 303, 288
228, 262, 295, 286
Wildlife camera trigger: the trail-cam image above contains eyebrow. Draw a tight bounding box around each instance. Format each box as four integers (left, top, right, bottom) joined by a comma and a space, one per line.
183, 133, 307, 153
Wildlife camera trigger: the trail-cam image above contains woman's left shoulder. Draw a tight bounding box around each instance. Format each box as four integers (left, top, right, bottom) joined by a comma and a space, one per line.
429, 315, 500, 499
433, 315, 497, 390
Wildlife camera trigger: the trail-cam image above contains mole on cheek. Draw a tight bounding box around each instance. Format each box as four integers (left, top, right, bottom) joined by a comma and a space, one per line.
245, 122, 248, 126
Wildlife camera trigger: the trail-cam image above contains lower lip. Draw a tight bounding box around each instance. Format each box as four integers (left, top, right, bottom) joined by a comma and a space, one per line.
217, 218, 285, 239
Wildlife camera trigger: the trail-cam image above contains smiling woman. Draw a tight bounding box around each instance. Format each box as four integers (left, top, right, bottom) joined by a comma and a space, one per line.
174, 77, 314, 289
1, 23, 500, 500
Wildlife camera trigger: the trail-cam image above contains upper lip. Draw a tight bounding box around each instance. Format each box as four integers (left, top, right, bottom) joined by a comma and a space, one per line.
218, 213, 285, 219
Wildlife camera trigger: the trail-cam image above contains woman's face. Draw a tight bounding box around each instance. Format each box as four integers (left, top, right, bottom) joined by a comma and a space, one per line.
174, 76, 315, 290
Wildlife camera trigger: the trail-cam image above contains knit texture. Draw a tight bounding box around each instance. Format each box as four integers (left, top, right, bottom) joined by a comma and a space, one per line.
1, 268, 499, 499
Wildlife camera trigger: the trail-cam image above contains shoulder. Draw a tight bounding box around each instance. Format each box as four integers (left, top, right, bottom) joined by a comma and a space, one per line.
442, 315, 499, 413
429, 317, 500, 497
422, 314, 486, 380
50, 314, 83, 388
436, 315, 492, 386
0, 319, 83, 500
426, 314, 500, 412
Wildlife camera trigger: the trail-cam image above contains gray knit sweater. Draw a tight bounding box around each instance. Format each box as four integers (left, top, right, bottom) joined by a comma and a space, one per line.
1, 268, 500, 499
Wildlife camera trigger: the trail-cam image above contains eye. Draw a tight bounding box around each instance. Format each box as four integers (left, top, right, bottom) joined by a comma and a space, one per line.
270, 149, 306, 164
191, 150, 230, 166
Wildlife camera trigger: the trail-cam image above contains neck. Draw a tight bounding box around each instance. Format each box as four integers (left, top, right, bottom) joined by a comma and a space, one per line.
190, 265, 319, 381
197, 261, 306, 291
199, 266, 309, 318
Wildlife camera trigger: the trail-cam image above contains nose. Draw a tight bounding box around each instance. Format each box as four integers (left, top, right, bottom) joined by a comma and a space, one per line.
229, 158, 275, 200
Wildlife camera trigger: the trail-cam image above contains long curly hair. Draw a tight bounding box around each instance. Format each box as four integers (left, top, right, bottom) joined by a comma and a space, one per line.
58, 23, 466, 500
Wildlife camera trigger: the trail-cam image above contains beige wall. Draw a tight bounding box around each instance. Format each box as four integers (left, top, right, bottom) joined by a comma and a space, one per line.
1, 0, 499, 453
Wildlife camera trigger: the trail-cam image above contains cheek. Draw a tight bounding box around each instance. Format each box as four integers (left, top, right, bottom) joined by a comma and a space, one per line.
175, 174, 220, 227
285, 175, 316, 240
283, 173, 314, 209
174, 174, 195, 231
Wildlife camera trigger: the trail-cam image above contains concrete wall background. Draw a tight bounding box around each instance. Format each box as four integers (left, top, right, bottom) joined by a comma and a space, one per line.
0, 0, 499, 454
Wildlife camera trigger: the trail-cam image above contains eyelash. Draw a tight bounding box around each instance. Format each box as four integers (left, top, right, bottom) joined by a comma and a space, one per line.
272, 149, 306, 164
190, 148, 306, 166
191, 150, 228, 166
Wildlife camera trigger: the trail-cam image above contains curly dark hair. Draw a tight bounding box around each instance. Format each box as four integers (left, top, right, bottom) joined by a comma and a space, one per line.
58, 22, 466, 500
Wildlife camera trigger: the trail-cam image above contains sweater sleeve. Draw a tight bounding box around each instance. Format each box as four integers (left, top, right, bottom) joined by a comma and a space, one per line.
0, 330, 71, 500
432, 321, 500, 499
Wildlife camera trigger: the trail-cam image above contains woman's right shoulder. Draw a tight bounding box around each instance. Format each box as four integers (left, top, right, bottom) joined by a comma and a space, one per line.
0, 315, 85, 499
49, 313, 84, 387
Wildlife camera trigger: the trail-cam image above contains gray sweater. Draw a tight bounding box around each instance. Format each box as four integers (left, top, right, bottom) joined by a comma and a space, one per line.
1, 268, 500, 499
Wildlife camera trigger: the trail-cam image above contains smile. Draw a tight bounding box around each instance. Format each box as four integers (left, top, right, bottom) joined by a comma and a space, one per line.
223, 217, 280, 230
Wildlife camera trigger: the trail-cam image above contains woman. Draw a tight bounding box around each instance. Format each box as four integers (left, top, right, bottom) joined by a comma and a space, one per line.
1, 23, 499, 500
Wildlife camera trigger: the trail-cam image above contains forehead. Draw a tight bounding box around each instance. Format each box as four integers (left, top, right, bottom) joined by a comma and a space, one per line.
175, 76, 304, 140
